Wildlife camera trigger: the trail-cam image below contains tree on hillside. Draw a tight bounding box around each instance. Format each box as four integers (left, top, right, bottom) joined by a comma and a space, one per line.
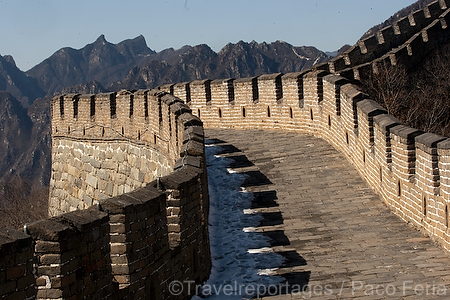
360, 43, 450, 137
0, 177, 48, 229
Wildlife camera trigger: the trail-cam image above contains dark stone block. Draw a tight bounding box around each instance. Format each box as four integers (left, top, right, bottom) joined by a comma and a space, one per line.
415, 132, 446, 154
54, 207, 108, 233
159, 167, 200, 190
180, 140, 204, 157
357, 99, 387, 117
373, 114, 401, 135
323, 74, 348, 86
390, 124, 424, 143
259, 73, 283, 81
180, 113, 203, 127
174, 156, 202, 169
0, 228, 32, 249
99, 194, 143, 215
27, 219, 74, 242
437, 138, 450, 150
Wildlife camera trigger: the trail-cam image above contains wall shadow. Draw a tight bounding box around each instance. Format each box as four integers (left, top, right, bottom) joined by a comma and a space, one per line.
207, 138, 311, 297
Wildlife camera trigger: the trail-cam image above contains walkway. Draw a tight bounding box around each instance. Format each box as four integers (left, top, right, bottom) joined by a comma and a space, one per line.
205, 129, 450, 299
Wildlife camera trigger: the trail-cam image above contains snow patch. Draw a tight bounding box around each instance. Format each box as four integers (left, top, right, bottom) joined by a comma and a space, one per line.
258, 268, 279, 276
248, 247, 274, 254
196, 141, 285, 299
227, 168, 238, 174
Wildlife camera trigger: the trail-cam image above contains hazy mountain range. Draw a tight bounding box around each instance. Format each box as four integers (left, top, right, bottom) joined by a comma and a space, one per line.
0, 36, 334, 194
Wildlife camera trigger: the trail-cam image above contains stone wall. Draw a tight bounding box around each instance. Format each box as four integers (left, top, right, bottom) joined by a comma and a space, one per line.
49, 90, 188, 216
324, 0, 450, 76
0, 91, 210, 299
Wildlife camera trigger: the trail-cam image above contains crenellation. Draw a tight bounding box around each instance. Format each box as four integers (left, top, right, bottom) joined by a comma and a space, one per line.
360, 35, 379, 60
173, 81, 191, 103
412, 7, 428, 27
415, 133, 446, 195
328, 0, 448, 78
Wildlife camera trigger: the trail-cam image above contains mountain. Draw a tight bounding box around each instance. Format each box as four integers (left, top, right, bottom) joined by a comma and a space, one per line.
60, 80, 108, 95
23, 34, 332, 94
112, 40, 331, 90
0, 55, 44, 107
26, 35, 155, 96
0, 92, 33, 184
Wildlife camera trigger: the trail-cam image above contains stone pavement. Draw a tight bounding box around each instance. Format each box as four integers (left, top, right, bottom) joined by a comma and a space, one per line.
205, 129, 450, 300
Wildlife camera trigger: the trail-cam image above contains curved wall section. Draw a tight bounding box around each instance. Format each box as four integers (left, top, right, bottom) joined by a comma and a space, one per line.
161, 69, 450, 252
50, 90, 184, 216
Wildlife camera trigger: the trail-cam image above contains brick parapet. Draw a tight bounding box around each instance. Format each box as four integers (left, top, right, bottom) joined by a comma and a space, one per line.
0, 228, 35, 300
326, 0, 450, 74
49, 90, 196, 216
170, 66, 450, 253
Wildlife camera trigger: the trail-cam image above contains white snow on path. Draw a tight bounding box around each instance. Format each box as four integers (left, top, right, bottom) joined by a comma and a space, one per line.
192, 141, 285, 299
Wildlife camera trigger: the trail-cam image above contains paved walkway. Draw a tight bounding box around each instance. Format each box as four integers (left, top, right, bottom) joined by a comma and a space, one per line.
205, 129, 450, 299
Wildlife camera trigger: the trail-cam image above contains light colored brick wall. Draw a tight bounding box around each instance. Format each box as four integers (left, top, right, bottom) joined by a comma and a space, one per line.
49, 91, 187, 216
178, 69, 450, 252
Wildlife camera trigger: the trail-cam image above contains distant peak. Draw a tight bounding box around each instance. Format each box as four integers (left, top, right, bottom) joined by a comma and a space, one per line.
121, 35, 147, 45
3, 55, 16, 67
95, 34, 107, 44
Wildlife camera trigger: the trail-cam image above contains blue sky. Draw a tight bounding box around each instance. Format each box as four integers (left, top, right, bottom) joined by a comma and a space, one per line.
0, 0, 415, 71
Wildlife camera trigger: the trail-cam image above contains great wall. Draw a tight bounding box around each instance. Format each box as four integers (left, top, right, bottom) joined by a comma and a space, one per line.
2, 0, 450, 299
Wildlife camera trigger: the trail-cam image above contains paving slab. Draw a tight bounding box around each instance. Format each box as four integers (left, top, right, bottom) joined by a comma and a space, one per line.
205, 129, 450, 299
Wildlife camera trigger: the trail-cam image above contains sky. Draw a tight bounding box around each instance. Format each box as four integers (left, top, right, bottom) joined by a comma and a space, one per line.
0, 0, 416, 71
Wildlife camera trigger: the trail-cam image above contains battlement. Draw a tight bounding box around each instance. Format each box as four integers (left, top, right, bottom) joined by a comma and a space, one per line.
49, 90, 200, 215
159, 69, 450, 255
326, 0, 450, 78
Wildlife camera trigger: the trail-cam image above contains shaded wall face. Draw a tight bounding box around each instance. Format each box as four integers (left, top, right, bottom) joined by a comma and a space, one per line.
49, 139, 172, 216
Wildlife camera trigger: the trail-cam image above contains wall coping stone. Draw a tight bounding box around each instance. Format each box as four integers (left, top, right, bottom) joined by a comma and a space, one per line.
191, 79, 212, 86
373, 114, 402, 134
181, 140, 204, 157
211, 78, 234, 84
27, 219, 75, 242
159, 165, 202, 190
100, 194, 146, 215
174, 81, 191, 87
356, 99, 387, 117
175, 156, 202, 169
437, 138, 450, 150
179, 113, 203, 127
415, 132, 446, 153
54, 207, 108, 232
234, 76, 258, 83
323, 74, 349, 85
390, 124, 424, 143
170, 101, 191, 116
341, 83, 367, 101
0, 228, 32, 252
259, 73, 283, 80
281, 72, 306, 79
